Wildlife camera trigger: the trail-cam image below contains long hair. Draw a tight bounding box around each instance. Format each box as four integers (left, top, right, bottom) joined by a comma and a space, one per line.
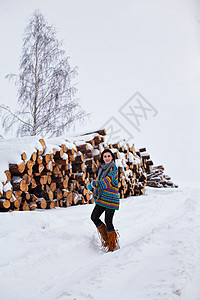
100, 148, 115, 164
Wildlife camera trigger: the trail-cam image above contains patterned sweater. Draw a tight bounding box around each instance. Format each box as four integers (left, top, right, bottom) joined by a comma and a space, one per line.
92, 165, 120, 210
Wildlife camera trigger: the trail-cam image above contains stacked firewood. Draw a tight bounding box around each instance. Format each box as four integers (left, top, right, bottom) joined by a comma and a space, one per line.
0, 129, 148, 212
0, 137, 96, 212
136, 147, 178, 188
0, 129, 178, 212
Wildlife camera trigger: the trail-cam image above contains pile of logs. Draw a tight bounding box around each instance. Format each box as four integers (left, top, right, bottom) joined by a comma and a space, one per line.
0, 129, 177, 212
136, 147, 178, 188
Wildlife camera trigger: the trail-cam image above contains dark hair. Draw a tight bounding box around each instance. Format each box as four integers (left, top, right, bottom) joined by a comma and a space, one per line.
100, 148, 115, 163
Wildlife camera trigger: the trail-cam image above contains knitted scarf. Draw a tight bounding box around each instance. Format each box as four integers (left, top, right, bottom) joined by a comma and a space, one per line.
95, 160, 115, 200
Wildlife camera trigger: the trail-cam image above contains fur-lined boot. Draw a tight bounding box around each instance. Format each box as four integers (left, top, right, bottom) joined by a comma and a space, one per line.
107, 230, 120, 252
97, 223, 108, 249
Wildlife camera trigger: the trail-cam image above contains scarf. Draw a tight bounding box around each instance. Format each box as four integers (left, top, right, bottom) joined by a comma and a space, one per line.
94, 160, 115, 200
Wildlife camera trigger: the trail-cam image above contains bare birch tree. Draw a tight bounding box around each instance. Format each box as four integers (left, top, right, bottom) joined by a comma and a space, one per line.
1, 10, 87, 137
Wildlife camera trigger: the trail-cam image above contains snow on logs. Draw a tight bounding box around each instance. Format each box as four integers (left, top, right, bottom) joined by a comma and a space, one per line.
0, 130, 177, 212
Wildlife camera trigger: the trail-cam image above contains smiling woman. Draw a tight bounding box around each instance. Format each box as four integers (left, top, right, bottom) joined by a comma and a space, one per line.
87, 148, 120, 252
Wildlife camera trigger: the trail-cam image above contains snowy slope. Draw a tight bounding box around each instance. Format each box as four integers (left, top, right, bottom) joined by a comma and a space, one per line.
0, 185, 200, 300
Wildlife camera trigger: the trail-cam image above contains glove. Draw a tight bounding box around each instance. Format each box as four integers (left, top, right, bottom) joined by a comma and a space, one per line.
87, 182, 94, 190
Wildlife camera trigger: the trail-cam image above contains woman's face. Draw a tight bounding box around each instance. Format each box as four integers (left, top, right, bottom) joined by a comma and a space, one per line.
103, 152, 113, 164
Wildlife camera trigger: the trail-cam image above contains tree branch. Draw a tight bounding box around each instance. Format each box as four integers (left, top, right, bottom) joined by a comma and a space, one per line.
0, 105, 33, 128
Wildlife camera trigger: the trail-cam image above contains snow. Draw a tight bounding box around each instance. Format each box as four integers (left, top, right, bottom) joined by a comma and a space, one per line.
74, 140, 87, 146
1, 184, 200, 300
48, 137, 77, 151
86, 143, 93, 150
77, 151, 83, 156
93, 149, 100, 156
115, 158, 123, 168
68, 128, 105, 138
0, 136, 44, 183
128, 152, 134, 162
141, 152, 150, 156
72, 132, 100, 142
61, 153, 68, 160
3, 181, 12, 192
43, 143, 61, 155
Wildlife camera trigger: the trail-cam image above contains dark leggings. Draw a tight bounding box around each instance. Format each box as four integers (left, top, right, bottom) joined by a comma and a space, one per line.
91, 204, 115, 231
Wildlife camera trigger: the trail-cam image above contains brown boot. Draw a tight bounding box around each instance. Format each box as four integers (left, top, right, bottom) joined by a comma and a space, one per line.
107, 230, 120, 252
97, 223, 108, 248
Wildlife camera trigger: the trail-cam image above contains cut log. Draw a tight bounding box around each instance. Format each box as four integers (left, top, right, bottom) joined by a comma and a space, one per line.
54, 149, 64, 160
30, 178, 37, 189
33, 163, 45, 174
50, 182, 57, 192
22, 174, 31, 185
35, 190, 54, 201
111, 142, 120, 150
13, 190, 22, 199
85, 139, 95, 147
44, 160, 53, 172
22, 192, 30, 201
0, 199, 10, 209
12, 177, 27, 192
43, 154, 51, 164
12, 199, 21, 209
29, 203, 37, 210
37, 156, 43, 164
21, 152, 27, 160
62, 189, 69, 198
39, 138, 46, 151
28, 194, 38, 202
20, 201, 30, 211
62, 177, 68, 189
76, 144, 88, 152
26, 160, 35, 170
36, 198, 47, 209
9, 161, 26, 175
81, 129, 106, 136
67, 191, 73, 204
63, 198, 71, 207
66, 148, 76, 156
94, 135, 103, 145
3, 190, 13, 199
46, 200, 55, 209
54, 188, 63, 200
5, 170, 11, 182
53, 165, 62, 175
139, 147, 146, 153
31, 152, 37, 161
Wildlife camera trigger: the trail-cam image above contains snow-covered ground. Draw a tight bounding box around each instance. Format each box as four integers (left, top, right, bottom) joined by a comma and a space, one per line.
1, 184, 200, 300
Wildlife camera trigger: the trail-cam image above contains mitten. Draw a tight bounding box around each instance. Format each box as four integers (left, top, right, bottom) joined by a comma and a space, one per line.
87, 182, 95, 190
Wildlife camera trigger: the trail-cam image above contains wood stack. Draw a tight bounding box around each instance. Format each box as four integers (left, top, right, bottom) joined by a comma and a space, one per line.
0, 129, 177, 213
136, 147, 178, 188
0, 136, 95, 212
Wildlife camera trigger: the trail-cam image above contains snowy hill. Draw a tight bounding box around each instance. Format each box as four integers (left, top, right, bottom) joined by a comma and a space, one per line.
1, 184, 200, 300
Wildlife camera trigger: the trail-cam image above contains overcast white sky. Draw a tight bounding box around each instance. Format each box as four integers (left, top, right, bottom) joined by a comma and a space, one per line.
0, 0, 200, 184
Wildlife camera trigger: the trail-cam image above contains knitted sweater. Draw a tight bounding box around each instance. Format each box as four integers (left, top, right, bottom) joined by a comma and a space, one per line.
93, 165, 120, 210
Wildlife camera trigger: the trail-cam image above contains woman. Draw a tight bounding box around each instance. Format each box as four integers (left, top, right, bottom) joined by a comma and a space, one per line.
87, 148, 120, 252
